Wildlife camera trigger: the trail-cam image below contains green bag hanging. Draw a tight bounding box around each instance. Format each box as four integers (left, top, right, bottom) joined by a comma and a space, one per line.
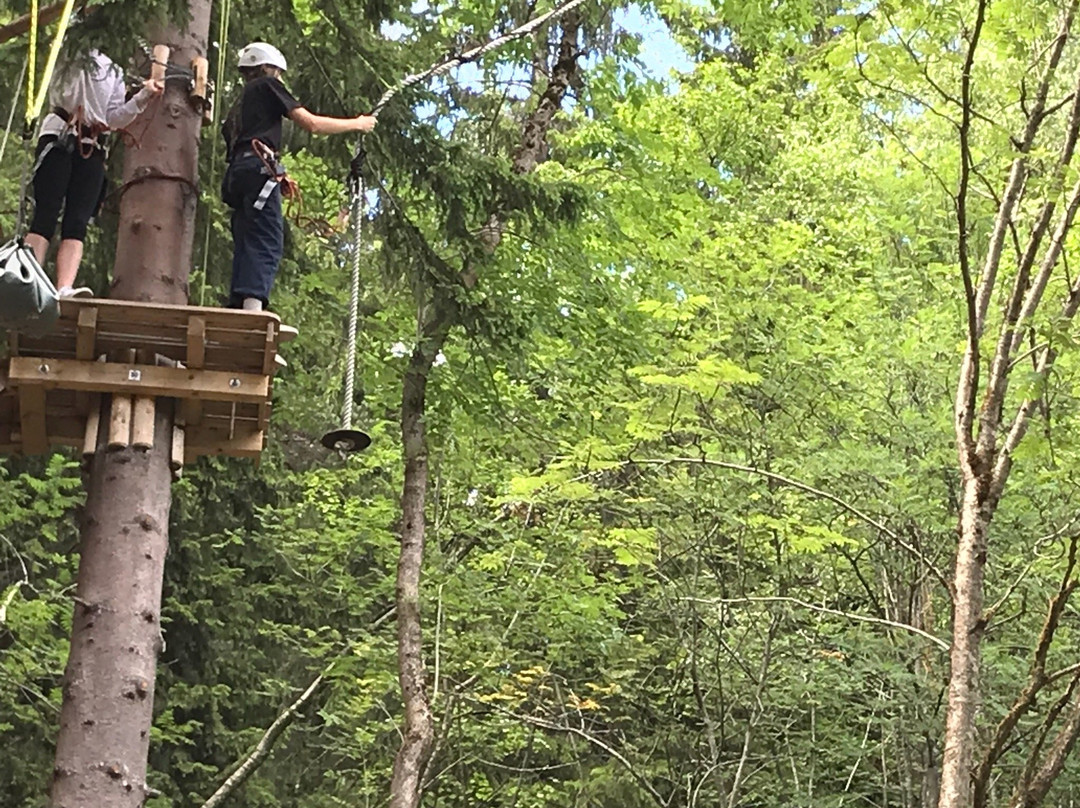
0, 239, 59, 336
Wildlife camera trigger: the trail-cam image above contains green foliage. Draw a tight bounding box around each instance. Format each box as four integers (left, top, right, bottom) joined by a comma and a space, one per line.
7, 0, 1080, 806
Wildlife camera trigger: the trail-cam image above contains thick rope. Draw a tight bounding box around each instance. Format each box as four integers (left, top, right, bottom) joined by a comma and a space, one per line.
341, 167, 364, 430
28, 0, 78, 125
334, 0, 591, 430
27, 0, 38, 128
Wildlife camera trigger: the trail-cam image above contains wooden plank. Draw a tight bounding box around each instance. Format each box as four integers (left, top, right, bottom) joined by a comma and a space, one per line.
17, 335, 269, 375
184, 316, 207, 425
9, 357, 270, 404
257, 401, 271, 430
58, 297, 281, 334
184, 427, 264, 463
108, 395, 133, 450
187, 316, 207, 368
17, 385, 46, 454
171, 425, 185, 472
279, 324, 298, 343
83, 394, 101, 459
131, 396, 156, 450
262, 322, 276, 376
151, 44, 170, 83
75, 307, 98, 360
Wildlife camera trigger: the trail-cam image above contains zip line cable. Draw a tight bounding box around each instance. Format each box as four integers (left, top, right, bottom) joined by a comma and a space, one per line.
323, 0, 591, 452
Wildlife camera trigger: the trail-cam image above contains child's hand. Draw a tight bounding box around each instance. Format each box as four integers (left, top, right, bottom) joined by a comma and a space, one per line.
354, 115, 377, 133
142, 78, 165, 96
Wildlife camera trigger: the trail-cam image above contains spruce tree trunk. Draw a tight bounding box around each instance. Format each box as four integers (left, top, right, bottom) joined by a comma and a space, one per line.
50, 4, 210, 806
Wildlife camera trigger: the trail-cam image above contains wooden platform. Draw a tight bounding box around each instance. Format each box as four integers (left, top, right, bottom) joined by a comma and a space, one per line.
0, 298, 295, 464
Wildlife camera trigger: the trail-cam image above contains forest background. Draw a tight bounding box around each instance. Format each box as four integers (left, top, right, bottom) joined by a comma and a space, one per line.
3, 0, 1080, 806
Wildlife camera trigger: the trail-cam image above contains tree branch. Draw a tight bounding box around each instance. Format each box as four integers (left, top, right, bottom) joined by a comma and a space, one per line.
490, 705, 668, 807
972, 533, 1080, 808
689, 595, 949, 650
628, 457, 952, 595
199, 674, 325, 808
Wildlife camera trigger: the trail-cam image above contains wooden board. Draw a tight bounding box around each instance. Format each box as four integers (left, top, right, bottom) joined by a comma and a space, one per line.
0, 298, 292, 463
9, 357, 270, 404
12, 298, 292, 376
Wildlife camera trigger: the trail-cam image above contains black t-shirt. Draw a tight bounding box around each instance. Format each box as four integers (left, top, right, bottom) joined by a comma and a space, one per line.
222, 75, 302, 159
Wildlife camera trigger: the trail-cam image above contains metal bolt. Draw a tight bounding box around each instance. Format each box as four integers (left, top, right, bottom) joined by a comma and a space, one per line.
38, 363, 49, 373
128, 369, 142, 382
229, 378, 241, 388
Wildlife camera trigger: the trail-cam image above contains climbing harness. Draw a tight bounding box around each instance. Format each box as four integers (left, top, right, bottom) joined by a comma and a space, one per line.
0, 0, 79, 336
249, 138, 299, 212
320, 0, 590, 453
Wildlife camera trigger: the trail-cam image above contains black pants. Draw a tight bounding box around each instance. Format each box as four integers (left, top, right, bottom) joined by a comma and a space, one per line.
28, 135, 106, 243
222, 154, 283, 309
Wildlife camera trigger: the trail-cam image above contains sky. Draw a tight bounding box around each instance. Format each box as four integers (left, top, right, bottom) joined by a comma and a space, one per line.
382, 2, 696, 101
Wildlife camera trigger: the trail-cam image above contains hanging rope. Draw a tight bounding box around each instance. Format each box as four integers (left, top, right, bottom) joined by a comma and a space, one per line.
341, 156, 365, 432
16, 0, 77, 237
329, 0, 591, 443
27, 0, 78, 126
26, 0, 38, 130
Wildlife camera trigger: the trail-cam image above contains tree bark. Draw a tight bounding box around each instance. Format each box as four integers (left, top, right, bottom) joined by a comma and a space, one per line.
49, 4, 210, 806
388, 338, 443, 808
938, 476, 989, 808
110, 13, 210, 304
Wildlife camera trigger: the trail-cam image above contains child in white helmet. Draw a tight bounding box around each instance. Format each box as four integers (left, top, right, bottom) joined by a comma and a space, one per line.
222, 42, 376, 311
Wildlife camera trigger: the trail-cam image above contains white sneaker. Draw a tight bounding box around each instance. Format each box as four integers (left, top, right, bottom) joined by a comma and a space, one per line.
58, 286, 93, 298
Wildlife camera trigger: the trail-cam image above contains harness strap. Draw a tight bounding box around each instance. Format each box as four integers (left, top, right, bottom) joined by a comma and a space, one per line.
253, 177, 278, 211
248, 138, 300, 210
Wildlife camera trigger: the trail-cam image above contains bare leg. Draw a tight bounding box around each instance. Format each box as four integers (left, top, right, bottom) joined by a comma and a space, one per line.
24, 233, 48, 266
55, 239, 85, 289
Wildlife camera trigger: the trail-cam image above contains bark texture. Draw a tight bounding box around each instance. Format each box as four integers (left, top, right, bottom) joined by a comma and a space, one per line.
110, 9, 211, 304
388, 340, 442, 808
50, 3, 210, 806
50, 405, 175, 807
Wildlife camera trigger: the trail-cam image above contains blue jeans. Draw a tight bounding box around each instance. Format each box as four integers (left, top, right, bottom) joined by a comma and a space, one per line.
223, 154, 283, 308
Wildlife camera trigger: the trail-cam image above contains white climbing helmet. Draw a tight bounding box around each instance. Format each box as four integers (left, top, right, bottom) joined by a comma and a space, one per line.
238, 42, 287, 71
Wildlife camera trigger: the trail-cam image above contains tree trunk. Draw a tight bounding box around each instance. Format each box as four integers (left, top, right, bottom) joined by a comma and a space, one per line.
386, 17, 583, 807
388, 343, 440, 808
110, 11, 210, 304
50, 4, 210, 806
50, 404, 175, 808
938, 476, 989, 808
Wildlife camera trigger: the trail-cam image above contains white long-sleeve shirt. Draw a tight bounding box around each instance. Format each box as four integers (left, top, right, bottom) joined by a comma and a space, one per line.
39, 50, 154, 139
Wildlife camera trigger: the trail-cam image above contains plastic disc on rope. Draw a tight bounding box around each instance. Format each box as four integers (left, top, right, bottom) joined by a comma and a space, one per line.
320, 428, 371, 453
